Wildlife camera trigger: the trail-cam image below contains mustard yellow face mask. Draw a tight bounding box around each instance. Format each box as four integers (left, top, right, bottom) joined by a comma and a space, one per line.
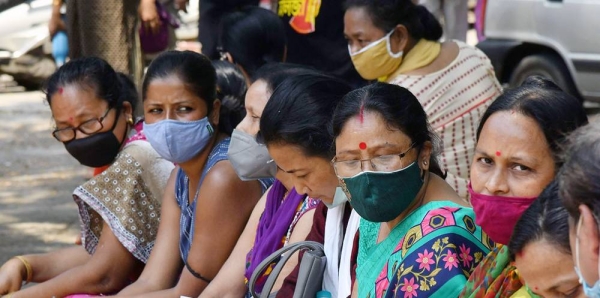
349, 30, 403, 80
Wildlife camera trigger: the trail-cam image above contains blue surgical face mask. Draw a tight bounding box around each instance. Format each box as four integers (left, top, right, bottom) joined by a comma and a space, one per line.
574, 216, 600, 297
143, 117, 214, 163
323, 187, 349, 209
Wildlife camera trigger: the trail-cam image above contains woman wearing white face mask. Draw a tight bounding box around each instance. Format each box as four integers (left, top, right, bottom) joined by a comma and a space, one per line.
201, 64, 322, 298
259, 73, 361, 298
343, 0, 502, 199
558, 121, 600, 298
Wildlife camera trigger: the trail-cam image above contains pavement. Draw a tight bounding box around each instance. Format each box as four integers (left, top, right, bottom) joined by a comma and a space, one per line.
0, 91, 83, 265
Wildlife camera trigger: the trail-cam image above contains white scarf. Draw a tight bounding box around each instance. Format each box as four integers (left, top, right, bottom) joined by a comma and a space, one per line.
322, 204, 361, 298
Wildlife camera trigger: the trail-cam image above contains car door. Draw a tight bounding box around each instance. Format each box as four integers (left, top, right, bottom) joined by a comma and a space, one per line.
536, 0, 600, 101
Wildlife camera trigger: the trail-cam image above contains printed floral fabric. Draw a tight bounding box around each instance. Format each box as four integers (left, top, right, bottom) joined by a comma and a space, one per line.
459, 245, 538, 298
73, 140, 174, 263
357, 201, 495, 298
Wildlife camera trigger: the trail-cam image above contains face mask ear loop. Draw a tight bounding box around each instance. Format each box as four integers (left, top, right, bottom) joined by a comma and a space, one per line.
576, 216, 584, 282
386, 29, 403, 58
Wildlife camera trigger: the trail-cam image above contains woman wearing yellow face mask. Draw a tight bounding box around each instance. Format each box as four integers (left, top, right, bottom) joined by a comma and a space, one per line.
344, 0, 502, 199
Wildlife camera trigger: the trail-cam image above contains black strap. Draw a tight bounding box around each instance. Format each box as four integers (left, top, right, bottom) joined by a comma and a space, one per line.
185, 261, 212, 284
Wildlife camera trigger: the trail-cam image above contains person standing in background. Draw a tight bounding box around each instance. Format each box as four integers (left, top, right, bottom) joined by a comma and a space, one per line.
419, 0, 468, 41
197, 0, 260, 60
275, 0, 365, 87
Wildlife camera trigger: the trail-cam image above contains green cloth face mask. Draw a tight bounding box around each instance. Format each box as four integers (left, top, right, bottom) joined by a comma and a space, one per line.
340, 161, 424, 222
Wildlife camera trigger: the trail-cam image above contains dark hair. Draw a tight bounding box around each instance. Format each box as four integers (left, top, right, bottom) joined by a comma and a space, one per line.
252, 63, 318, 95
212, 60, 247, 135
258, 73, 352, 159
332, 82, 444, 177
45, 56, 138, 112
509, 180, 572, 259
477, 76, 588, 168
142, 51, 217, 115
558, 121, 600, 222
219, 6, 286, 78
344, 0, 442, 41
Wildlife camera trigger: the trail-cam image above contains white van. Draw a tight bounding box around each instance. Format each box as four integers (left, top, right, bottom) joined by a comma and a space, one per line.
476, 0, 600, 102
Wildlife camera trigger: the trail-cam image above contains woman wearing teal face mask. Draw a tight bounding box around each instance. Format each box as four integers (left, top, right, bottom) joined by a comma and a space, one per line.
558, 122, 600, 298
332, 82, 492, 298
343, 0, 501, 199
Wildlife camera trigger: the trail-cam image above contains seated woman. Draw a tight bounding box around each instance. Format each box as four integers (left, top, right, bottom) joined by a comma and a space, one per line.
343, 0, 502, 198
508, 180, 584, 298
558, 121, 600, 298
114, 51, 269, 298
0, 57, 174, 297
258, 72, 357, 297
201, 64, 321, 298
331, 82, 491, 298
460, 76, 588, 297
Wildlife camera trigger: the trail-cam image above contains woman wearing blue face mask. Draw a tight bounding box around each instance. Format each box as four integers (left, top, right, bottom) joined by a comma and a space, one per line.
508, 180, 584, 298
558, 122, 600, 298
201, 63, 322, 297
114, 51, 269, 298
332, 82, 492, 298
343, 0, 501, 199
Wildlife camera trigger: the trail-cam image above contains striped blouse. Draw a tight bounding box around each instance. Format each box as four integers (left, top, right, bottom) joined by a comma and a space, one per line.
389, 41, 502, 198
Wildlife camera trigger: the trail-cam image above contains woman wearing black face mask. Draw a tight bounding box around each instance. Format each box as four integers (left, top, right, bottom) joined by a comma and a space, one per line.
0, 57, 174, 298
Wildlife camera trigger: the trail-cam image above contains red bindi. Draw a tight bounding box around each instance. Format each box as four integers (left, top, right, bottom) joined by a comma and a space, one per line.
359, 142, 367, 150
495, 151, 501, 157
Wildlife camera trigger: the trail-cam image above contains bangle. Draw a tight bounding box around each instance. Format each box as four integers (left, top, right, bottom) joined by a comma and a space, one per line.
13, 256, 32, 285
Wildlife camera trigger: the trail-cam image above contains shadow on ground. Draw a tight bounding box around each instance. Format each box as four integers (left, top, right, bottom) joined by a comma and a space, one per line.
0, 92, 84, 264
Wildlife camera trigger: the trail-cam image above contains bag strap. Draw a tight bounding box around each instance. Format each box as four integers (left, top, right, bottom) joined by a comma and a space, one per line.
249, 241, 325, 298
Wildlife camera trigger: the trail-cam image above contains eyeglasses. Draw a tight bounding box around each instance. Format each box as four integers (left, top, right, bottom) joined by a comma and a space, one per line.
52, 107, 113, 142
332, 143, 415, 178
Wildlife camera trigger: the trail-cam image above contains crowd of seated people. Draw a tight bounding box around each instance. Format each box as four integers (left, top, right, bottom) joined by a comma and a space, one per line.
1, 1, 598, 298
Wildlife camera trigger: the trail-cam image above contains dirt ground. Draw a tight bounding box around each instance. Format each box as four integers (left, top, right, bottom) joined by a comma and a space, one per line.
0, 91, 84, 265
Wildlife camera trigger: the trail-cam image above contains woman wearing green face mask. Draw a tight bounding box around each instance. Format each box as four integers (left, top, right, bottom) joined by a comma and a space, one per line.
332, 83, 493, 298
343, 0, 501, 199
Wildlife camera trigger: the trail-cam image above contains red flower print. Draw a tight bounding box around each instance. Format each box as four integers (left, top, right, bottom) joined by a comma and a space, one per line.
400, 277, 420, 298
459, 244, 474, 267
443, 250, 459, 270
416, 249, 435, 271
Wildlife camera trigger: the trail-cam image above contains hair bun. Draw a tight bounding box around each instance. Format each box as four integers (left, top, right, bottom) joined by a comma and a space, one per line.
521, 76, 563, 92
413, 5, 443, 41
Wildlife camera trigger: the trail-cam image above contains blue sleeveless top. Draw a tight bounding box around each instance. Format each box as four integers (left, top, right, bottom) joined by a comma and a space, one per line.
175, 138, 272, 274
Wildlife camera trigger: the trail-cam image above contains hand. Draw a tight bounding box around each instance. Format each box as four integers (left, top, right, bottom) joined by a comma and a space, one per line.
175, 0, 188, 12
139, 0, 162, 35
48, 15, 66, 39
0, 259, 25, 295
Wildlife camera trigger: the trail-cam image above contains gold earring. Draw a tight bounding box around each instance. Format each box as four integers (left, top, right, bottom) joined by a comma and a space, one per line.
127, 118, 134, 125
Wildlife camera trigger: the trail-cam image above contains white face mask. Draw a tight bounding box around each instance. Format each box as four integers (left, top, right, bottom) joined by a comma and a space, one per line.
574, 216, 600, 297
323, 187, 349, 209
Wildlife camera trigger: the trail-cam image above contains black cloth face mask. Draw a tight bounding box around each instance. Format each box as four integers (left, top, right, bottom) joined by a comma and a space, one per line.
64, 106, 126, 168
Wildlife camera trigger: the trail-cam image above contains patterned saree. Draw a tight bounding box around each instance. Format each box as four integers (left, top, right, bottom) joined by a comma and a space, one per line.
356, 201, 495, 298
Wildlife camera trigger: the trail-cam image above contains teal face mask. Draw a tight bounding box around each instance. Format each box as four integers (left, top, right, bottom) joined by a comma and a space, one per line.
340, 161, 424, 222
